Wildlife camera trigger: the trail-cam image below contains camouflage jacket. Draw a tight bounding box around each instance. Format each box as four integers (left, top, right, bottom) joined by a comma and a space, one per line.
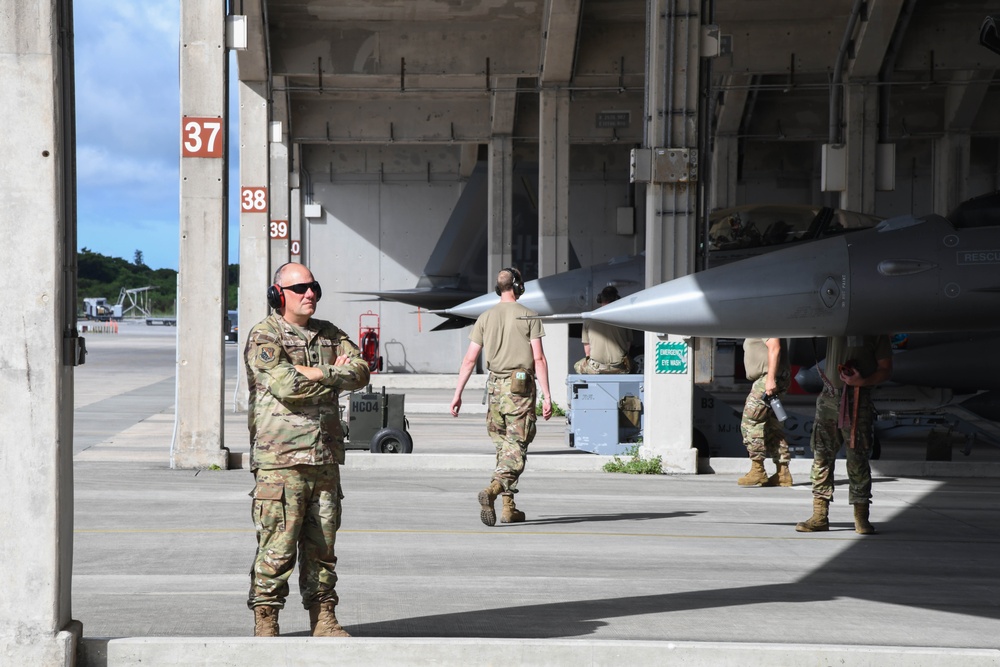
244, 312, 370, 470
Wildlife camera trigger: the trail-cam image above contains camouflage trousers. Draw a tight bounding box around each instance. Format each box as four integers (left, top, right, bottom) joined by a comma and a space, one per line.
248, 464, 343, 610
808, 389, 874, 505
486, 374, 537, 494
573, 357, 629, 374
740, 375, 790, 463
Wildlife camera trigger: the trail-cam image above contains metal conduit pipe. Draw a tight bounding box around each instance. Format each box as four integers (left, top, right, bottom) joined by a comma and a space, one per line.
683, 0, 700, 271
829, 0, 865, 146
698, 0, 715, 271
642, 0, 652, 149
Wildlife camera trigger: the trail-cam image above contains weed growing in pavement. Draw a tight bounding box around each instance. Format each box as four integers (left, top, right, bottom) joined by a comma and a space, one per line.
603, 444, 663, 474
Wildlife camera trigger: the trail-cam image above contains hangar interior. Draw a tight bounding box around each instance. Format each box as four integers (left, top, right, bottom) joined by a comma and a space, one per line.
172, 0, 1000, 467
230, 0, 1000, 352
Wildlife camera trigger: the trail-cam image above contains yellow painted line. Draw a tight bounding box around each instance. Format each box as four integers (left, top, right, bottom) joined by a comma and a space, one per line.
73, 527, 858, 541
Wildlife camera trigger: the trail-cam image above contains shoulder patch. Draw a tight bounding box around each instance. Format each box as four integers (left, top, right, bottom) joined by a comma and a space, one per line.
257, 343, 280, 369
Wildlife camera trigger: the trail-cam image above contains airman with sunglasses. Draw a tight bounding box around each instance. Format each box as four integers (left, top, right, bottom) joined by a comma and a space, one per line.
244, 262, 370, 638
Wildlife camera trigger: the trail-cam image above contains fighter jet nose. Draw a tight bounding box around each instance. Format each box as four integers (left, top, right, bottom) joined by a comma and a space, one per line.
585, 237, 853, 337
444, 293, 498, 319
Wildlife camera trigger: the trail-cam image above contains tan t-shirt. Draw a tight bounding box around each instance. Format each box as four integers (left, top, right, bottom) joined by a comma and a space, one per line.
582, 321, 632, 366
742, 337, 789, 382
825, 335, 892, 389
470, 301, 545, 376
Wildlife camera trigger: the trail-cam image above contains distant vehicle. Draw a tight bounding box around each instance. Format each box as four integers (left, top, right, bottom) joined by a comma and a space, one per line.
225, 310, 238, 342
82, 297, 122, 321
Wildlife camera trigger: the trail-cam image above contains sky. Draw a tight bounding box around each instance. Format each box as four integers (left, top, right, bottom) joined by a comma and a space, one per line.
74, 1, 239, 271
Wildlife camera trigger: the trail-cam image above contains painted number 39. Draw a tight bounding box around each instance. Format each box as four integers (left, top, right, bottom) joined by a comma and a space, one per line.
181, 117, 223, 158
240, 187, 268, 212
270, 220, 289, 239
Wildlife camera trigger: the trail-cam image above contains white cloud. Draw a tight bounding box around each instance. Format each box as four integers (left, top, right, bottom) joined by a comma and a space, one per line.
73, 0, 240, 270
76, 145, 177, 192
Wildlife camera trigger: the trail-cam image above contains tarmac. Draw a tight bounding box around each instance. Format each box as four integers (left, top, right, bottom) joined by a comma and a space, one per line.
73, 324, 1000, 666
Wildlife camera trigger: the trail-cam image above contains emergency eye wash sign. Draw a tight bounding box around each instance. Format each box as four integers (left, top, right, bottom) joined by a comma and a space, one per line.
655, 341, 688, 374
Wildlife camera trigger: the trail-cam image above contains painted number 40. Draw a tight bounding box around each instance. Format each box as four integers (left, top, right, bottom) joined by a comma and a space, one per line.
182, 117, 223, 158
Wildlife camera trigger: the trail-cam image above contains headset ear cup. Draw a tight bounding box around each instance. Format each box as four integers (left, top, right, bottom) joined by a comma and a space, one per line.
511, 268, 524, 296
266, 285, 284, 309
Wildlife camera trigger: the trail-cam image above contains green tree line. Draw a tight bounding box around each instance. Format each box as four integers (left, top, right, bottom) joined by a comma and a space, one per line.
78, 248, 238, 316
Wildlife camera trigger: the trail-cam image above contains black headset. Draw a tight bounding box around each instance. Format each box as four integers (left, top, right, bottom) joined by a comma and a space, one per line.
267, 263, 323, 309
495, 267, 525, 297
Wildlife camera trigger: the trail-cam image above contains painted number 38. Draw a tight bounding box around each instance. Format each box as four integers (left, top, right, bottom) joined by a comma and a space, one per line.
240, 187, 268, 212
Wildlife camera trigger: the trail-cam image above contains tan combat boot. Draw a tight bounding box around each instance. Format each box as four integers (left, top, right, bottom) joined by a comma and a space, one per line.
500, 494, 525, 523
477, 480, 504, 526
853, 504, 876, 535
795, 497, 830, 532
737, 459, 769, 487
253, 605, 279, 637
309, 600, 351, 637
764, 461, 793, 487
776, 462, 793, 487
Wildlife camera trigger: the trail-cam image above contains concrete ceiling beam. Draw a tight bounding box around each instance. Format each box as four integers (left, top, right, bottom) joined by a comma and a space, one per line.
849, 0, 907, 79
540, 0, 583, 84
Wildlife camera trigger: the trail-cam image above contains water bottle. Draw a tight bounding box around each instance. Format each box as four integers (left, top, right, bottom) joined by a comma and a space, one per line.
764, 393, 788, 422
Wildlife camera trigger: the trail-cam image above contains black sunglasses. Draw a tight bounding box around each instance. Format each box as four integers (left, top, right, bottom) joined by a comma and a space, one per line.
280, 281, 321, 295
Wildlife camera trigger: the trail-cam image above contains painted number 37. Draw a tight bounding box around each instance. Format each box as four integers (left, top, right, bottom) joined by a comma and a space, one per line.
181, 117, 223, 158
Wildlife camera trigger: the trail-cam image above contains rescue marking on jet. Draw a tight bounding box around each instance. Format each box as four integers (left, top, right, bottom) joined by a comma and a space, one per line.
957, 250, 1000, 264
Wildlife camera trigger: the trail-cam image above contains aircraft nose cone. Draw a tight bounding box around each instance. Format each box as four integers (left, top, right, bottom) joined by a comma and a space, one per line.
445, 293, 498, 319
585, 236, 851, 338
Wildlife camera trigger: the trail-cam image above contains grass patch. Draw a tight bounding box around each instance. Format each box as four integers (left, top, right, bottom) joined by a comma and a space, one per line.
603, 444, 663, 474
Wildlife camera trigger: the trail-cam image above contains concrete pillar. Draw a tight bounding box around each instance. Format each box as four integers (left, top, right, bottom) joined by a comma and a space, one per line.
932, 133, 971, 216
711, 135, 739, 210
710, 75, 750, 210
538, 88, 571, 409
930, 71, 989, 216
840, 83, 878, 214
290, 142, 303, 262
290, 186, 303, 262
235, 80, 272, 412
174, 0, 228, 468
269, 77, 290, 268
0, 1, 81, 663
488, 135, 514, 281
641, 0, 700, 473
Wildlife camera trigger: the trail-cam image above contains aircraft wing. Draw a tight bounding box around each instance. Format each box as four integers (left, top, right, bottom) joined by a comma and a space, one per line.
341, 288, 483, 311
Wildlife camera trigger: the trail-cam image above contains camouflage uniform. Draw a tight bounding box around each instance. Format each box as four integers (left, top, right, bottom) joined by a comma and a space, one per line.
740, 375, 791, 463
809, 389, 874, 504
470, 301, 544, 494
245, 312, 369, 610
573, 320, 632, 374
740, 337, 791, 463
807, 335, 891, 506
486, 373, 537, 492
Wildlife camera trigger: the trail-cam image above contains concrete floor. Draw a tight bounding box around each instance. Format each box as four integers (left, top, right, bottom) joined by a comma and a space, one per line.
72, 325, 1000, 666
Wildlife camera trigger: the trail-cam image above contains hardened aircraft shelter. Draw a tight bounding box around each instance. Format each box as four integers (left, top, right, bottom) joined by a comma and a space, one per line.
4, 1, 1000, 665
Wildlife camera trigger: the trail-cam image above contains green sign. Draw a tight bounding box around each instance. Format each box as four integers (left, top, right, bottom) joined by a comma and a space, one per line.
655, 341, 688, 374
